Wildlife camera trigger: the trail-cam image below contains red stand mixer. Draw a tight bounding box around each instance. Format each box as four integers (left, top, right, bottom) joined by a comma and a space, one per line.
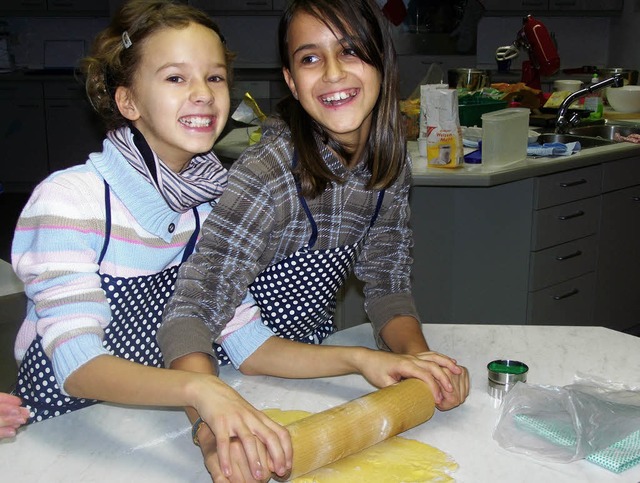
495, 15, 560, 90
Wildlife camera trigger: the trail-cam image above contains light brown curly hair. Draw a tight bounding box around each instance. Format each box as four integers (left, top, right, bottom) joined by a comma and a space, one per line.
81, 0, 234, 130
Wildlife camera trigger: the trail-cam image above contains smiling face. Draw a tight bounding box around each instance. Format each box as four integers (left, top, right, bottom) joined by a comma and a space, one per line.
115, 22, 230, 173
282, 11, 381, 153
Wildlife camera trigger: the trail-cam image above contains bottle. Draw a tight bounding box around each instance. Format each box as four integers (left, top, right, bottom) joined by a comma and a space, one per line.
584, 72, 603, 120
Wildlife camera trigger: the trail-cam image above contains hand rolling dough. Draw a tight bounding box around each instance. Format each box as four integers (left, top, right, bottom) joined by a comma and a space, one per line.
264, 409, 458, 483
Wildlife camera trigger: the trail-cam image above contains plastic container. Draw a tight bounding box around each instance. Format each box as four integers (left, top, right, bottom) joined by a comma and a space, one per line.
481, 108, 530, 167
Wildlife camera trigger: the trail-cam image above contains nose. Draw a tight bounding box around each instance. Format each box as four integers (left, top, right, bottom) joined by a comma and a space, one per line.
323, 56, 346, 83
190, 79, 214, 104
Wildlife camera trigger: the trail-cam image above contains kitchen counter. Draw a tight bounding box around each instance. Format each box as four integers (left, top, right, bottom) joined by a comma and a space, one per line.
213, 126, 640, 188
1, 323, 638, 482
409, 139, 640, 187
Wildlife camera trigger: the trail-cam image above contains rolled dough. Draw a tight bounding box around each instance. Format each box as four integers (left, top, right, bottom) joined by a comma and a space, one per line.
264, 408, 458, 482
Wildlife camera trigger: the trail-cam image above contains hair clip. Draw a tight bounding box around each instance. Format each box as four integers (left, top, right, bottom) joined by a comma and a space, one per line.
122, 31, 132, 49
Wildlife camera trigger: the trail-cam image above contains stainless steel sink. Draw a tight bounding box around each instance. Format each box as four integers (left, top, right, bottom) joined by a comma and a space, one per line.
536, 133, 615, 148
567, 124, 640, 141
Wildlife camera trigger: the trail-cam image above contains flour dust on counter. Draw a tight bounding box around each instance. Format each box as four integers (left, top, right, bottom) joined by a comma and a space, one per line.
264, 408, 458, 482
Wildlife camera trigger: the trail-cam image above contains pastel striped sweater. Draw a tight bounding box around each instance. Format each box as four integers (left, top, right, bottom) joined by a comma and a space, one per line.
12, 139, 216, 388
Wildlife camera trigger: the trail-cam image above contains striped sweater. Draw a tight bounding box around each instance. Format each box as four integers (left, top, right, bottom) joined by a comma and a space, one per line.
12, 139, 216, 387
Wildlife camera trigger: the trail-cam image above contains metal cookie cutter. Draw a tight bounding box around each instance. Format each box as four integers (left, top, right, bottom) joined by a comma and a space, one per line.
487, 359, 529, 401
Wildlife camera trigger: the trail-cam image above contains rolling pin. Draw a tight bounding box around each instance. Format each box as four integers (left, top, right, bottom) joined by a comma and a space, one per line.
274, 378, 435, 481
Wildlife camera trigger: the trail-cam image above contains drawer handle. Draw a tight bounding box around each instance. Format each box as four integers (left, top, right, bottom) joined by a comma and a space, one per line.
557, 210, 585, 221
559, 178, 587, 188
556, 250, 582, 261
632, 196, 640, 202
553, 288, 579, 301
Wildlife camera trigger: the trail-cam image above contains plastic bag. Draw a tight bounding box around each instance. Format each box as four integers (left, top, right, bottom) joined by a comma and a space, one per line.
493, 373, 640, 473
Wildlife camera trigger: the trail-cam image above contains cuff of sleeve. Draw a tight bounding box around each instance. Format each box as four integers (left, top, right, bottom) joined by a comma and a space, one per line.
52, 333, 110, 395
366, 293, 421, 351
221, 320, 274, 369
157, 317, 218, 373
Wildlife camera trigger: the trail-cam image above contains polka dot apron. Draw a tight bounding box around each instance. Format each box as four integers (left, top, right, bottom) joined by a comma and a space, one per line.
14, 181, 200, 422
214, 155, 384, 365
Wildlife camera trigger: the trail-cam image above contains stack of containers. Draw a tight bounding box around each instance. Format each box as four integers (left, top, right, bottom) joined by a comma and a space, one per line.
480, 108, 530, 167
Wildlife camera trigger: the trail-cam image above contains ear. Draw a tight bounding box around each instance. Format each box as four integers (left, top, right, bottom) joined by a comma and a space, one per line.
115, 86, 140, 121
283, 67, 298, 100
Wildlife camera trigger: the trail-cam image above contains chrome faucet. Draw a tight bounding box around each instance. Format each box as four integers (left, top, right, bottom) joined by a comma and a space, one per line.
555, 73, 625, 133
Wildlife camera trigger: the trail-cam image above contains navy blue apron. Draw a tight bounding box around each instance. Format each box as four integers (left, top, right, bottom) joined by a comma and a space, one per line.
14, 181, 200, 422
215, 155, 384, 365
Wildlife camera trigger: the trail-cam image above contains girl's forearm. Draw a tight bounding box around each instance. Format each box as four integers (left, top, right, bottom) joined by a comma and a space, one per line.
379, 315, 429, 355
239, 337, 369, 378
63, 353, 216, 409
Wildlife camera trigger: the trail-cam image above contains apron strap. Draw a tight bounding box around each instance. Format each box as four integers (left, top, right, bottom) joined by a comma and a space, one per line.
98, 180, 112, 265
98, 180, 201, 265
181, 208, 200, 262
292, 151, 385, 248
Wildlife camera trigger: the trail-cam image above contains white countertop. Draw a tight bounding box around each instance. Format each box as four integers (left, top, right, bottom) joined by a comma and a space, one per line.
409, 139, 640, 187
211, 124, 640, 188
1, 323, 638, 482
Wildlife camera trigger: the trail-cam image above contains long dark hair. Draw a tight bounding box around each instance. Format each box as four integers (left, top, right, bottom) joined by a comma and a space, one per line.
277, 0, 406, 198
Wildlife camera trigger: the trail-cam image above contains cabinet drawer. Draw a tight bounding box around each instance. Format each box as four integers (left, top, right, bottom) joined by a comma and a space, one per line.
0, 82, 43, 100
601, 156, 640, 193
527, 272, 596, 325
534, 164, 602, 209
189, 0, 272, 10
43, 80, 86, 99
531, 196, 600, 250
529, 235, 597, 291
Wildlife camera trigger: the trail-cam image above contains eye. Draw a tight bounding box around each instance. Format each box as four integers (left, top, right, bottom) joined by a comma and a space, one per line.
300, 54, 319, 65
342, 47, 358, 57
166, 75, 184, 83
208, 75, 226, 83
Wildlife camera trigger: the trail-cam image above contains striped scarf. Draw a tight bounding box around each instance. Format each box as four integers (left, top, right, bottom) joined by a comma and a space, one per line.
106, 125, 228, 213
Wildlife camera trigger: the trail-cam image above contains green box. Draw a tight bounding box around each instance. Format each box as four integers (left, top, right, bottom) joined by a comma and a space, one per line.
458, 98, 508, 127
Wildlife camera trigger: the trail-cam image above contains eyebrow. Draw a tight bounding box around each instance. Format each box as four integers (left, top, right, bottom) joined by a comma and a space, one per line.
156, 62, 227, 73
291, 36, 349, 57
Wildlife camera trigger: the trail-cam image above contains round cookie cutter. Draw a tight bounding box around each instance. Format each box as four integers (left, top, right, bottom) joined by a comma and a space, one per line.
487, 359, 529, 400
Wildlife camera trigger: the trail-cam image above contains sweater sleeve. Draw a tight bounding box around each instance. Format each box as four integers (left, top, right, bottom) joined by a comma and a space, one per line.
12, 173, 111, 390
158, 162, 277, 365
356, 159, 421, 350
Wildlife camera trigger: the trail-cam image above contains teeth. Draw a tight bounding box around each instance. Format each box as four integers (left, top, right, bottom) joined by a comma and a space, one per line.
321, 90, 356, 104
180, 116, 211, 127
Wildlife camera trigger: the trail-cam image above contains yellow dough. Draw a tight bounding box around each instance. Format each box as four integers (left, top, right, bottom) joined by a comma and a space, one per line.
264, 409, 458, 483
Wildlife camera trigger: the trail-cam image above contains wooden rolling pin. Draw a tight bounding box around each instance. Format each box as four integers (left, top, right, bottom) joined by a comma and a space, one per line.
274, 378, 435, 481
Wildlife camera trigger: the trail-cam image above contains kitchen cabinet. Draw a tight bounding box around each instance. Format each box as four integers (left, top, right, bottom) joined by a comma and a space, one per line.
188, 0, 282, 13
526, 166, 602, 325
337, 163, 614, 330
595, 156, 640, 331
0, 82, 48, 187
482, 0, 622, 15
0, 0, 109, 15
423, 164, 603, 327
44, 80, 104, 172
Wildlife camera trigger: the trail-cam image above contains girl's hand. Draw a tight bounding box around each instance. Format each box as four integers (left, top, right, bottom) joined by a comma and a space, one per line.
0, 393, 30, 439
433, 365, 470, 411
354, 349, 469, 409
190, 375, 292, 481
199, 428, 272, 483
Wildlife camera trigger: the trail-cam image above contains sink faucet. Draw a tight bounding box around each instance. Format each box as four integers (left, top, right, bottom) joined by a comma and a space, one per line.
555, 73, 625, 133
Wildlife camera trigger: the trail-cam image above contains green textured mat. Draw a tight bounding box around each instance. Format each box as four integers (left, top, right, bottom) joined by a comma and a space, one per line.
516, 414, 640, 473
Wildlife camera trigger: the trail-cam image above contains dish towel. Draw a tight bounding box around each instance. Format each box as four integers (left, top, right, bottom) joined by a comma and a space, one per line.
527, 141, 581, 157
515, 414, 640, 473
